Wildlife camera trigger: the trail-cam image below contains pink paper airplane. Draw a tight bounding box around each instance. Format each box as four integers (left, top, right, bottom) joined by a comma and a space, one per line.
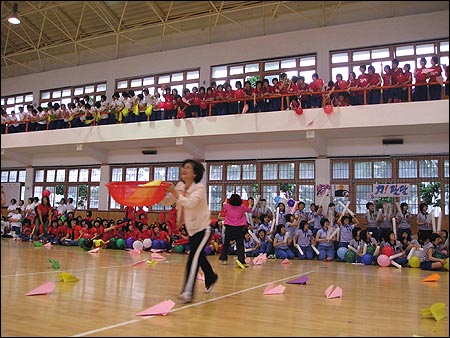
150, 248, 163, 253
252, 257, 263, 265
281, 258, 292, 265
263, 282, 286, 295
131, 259, 147, 266
287, 276, 309, 285
44, 242, 52, 250
325, 284, 342, 299
88, 247, 100, 253
25, 282, 56, 296
128, 249, 141, 255
196, 272, 205, 281
136, 300, 175, 316
151, 253, 166, 260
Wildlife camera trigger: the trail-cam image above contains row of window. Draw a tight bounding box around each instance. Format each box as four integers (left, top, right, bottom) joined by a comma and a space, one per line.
2, 157, 448, 214
2, 38, 447, 116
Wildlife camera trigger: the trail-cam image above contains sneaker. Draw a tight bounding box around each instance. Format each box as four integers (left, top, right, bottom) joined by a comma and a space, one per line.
204, 273, 218, 294
177, 292, 193, 303
220, 260, 227, 265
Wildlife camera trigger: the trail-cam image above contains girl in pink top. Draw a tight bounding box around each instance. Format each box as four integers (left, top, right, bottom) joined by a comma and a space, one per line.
219, 194, 253, 266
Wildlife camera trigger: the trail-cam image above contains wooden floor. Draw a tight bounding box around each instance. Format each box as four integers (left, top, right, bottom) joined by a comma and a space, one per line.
1, 238, 448, 337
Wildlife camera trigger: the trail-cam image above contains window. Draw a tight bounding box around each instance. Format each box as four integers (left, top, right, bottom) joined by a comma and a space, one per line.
40, 82, 106, 107
1, 169, 27, 201
332, 162, 349, 180
0, 92, 33, 117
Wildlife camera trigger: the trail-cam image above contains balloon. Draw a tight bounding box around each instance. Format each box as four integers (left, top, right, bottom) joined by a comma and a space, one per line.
337, 247, 348, 260
78, 238, 85, 249
287, 199, 295, 207
408, 255, 420, 268
158, 101, 165, 110
324, 105, 333, 114
200, 101, 207, 109
165, 101, 173, 110
143, 238, 152, 249
432, 252, 445, 259
295, 107, 303, 115
366, 246, 376, 256
84, 238, 93, 250
344, 250, 356, 263
125, 237, 134, 249
381, 246, 394, 257
377, 254, 391, 267
116, 238, 126, 249
177, 110, 186, 119
174, 245, 184, 253
133, 240, 143, 251
444, 258, 449, 271
362, 254, 373, 265
42, 189, 51, 197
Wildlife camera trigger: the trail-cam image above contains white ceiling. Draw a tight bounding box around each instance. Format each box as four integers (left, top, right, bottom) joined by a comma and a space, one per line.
2, 1, 449, 79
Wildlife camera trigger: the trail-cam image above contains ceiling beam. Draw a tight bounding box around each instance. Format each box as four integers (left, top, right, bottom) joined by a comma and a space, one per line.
1, 149, 32, 166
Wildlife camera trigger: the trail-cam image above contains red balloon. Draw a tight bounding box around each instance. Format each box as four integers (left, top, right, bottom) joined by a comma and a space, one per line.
295, 107, 303, 115
381, 246, 394, 257
200, 101, 207, 109
193, 97, 201, 105
42, 189, 51, 197
177, 110, 186, 119
165, 102, 173, 110
324, 104, 333, 114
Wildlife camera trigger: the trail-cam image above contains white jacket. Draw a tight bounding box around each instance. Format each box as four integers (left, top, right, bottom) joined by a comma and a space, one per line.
162, 181, 211, 236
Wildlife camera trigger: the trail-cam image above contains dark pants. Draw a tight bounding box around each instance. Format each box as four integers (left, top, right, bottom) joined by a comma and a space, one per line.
219, 225, 245, 264
182, 227, 216, 297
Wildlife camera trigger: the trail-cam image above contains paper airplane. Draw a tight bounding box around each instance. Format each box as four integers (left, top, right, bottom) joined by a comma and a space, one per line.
151, 253, 166, 260
88, 247, 100, 253
263, 282, 286, 295
325, 284, 342, 299
421, 303, 446, 321
196, 272, 205, 281
136, 300, 176, 316
128, 249, 141, 255
150, 248, 163, 253
33, 241, 44, 247
286, 276, 309, 285
235, 260, 247, 269
131, 259, 147, 266
281, 258, 292, 265
252, 256, 263, 265
146, 260, 158, 267
421, 273, 441, 282
25, 282, 56, 296
57, 272, 80, 283
48, 259, 60, 270
44, 242, 52, 249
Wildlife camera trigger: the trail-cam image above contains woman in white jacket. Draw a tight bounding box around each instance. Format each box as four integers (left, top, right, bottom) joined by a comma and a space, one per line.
163, 159, 218, 303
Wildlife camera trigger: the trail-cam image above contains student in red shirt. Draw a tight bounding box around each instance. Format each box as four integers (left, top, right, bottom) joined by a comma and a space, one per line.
400, 63, 413, 102
428, 56, 442, 100
297, 76, 311, 109
368, 66, 382, 104
347, 71, 360, 106
34, 195, 53, 240
382, 64, 393, 103
261, 78, 272, 112
391, 58, 403, 103
358, 65, 371, 105
151, 224, 170, 250
414, 57, 429, 101
213, 84, 226, 116
309, 73, 324, 108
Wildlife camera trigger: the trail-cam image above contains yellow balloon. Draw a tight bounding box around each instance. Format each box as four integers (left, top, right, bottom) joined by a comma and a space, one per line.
444, 258, 449, 271
408, 255, 420, 268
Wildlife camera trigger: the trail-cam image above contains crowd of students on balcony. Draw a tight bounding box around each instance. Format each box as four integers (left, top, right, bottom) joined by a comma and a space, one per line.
1, 57, 449, 134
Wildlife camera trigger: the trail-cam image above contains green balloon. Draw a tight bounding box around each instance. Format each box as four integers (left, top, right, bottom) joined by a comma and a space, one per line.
366, 246, 376, 256
77, 238, 85, 249
344, 250, 356, 263
174, 245, 184, 253
432, 252, 445, 259
109, 238, 117, 249
116, 238, 125, 249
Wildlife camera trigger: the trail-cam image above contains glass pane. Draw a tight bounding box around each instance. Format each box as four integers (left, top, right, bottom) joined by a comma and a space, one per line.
230, 79, 244, 89
262, 185, 278, 209
242, 164, 256, 180
41, 92, 50, 100
186, 70, 199, 80
35, 170, 45, 182
53, 90, 61, 98
116, 81, 127, 89
131, 79, 142, 88
331, 53, 348, 63
67, 186, 78, 208
300, 56, 315, 67
62, 98, 71, 105
54, 169, 65, 182
372, 48, 390, 59
245, 63, 259, 73
332, 67, 349, 82
209, 165, 223, 180
446, 184, 449, 215
212, 66, 227, 78
124, 168, 137, 181
85, 85, 94, 93
79, 169, 89, 182
419, 160, 438, 178
15, 96, 23, 103
285, 70, 298, 79
398, 160, 417, 178
441, 56, 449, 69
356, 185, 372, 213
299, 70, 316, 82
208, 185, 223, 212
444, 160, 449, 178
171, 73, 183, 82
62, 89, 71, 97
279, 163, 294, 179
264, 61, 279, 71
299, 162, 314, 179
97, 83, 107, 92
8, 171, 17, 182
74, 87, 84, 95
416, 44, 435, 55
67, 169, 77, 182
396, 45, 414, 57
332, 162, 349, 179
440, 41, 449, 52
230, 66, 243, 75
280, 59, 296, 69
262, 164, 277, 180
77, 184, 88, 210
7, 97, 15, 105
138, 167, 150, 181
354, 162, 372, 179
298, 184, 315, 208
34, 186, 43, 199
143, 77, 154, 86
89, 186, 99, 209
46, 170, 55, 182
111, 168, 122, 181
25, 94, 33, 102
167, 166, 179, 181
154, 167, 166, 181
185, 83, 199, 91
91, 168, 101, 182
18, 170, 26, 183
374, 161, 392, 179
399, 184, 418, 214
227, 165, 241, 180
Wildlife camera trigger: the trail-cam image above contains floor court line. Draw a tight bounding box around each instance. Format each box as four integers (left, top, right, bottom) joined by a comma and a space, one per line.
70, 269, 315, 337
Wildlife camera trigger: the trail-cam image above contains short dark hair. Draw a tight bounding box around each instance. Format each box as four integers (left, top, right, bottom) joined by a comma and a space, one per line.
229, 193, 242, 206
182, 159, 204, 183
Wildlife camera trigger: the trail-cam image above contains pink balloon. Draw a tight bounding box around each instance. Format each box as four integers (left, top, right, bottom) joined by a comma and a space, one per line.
42, 189, 51, 197
377, 254, 390, 267
324, 105, 333, 114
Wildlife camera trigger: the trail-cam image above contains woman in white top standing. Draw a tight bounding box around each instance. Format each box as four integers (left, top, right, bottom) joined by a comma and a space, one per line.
163, 159, 218, 303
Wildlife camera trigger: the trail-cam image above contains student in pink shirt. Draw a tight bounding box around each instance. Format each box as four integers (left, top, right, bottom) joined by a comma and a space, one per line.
219, 194, 253, 267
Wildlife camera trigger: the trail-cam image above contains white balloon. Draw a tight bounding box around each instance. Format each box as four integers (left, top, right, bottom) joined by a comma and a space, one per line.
133, 240, 144, 251
143, 238, 152, 249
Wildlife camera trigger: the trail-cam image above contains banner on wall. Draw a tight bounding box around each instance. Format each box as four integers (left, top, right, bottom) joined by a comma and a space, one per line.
369, 183, 410, 200
316, 184, 331, 196
333, 184, 349, 198
1, 183, 21, 207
